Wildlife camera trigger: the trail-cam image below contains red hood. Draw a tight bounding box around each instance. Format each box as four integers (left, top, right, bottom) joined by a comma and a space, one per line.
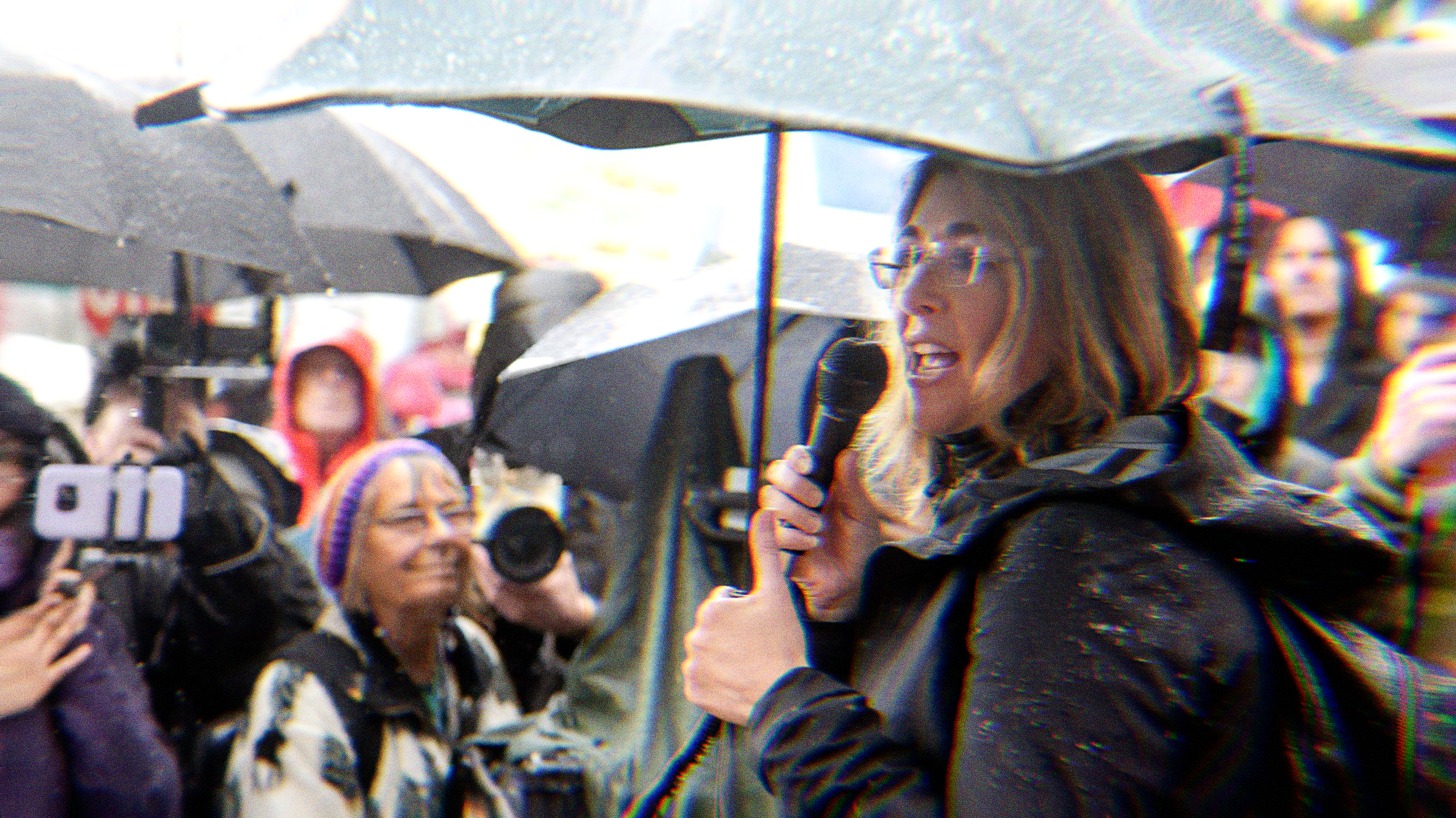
270, 326, 380, 523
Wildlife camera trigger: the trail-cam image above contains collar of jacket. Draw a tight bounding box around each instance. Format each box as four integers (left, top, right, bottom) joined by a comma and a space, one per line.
317, 604, 482, 727
892, 406, 1398, 609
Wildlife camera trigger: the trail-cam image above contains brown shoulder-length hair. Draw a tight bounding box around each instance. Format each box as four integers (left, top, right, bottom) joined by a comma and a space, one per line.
860, 154, 1199, 510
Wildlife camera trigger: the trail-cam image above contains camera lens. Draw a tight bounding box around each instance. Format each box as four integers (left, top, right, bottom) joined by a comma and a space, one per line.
56, 484, 79, 512
482, 506, 565, 584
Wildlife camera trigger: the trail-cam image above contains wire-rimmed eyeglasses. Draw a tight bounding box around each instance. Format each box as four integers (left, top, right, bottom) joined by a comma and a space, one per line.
867, 233, 1036, 290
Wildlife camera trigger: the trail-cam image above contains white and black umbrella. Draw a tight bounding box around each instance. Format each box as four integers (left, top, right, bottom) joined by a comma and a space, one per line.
487, 243, 889, 501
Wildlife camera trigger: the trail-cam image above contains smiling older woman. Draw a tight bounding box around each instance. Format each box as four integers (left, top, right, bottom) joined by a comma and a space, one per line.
223, 439, 519, 818
681, 154, 1400, 816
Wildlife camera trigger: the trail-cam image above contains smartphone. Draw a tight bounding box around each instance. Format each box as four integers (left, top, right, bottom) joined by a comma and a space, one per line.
33, 464, 185, 542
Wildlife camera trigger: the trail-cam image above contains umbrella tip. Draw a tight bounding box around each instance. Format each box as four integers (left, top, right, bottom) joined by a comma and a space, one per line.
134, 83, 208, 128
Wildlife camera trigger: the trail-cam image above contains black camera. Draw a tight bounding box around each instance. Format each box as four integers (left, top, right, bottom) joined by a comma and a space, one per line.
480, 506, 565, 584
126, 293, 275, 433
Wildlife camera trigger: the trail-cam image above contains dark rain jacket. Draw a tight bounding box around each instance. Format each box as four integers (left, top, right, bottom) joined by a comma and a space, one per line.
1292, 357, 1391, 459
746, 409, 1398, 817
0, 552, 182, 818
92, 429, 325, 817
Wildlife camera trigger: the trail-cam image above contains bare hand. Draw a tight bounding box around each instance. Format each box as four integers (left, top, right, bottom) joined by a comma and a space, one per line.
682, 509, 808, 724
472, 547, 598, 636
0, 582, 94, 718
82, 401, 165, 465
760, 447, 881, 621
1364, 342, 1456, 481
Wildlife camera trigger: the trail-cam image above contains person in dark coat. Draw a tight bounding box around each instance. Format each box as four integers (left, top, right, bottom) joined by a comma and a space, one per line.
1254, 214, 1390, 458
80, 341, 325, 816
680, 155, 1401, 815
0, 373, 182, 818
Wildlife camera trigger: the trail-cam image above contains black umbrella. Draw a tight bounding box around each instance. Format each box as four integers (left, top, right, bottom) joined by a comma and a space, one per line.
487, 244, 887, 501
1178, 139, 1456, 257
0, 52, 324, 297
226, 109, 524, 294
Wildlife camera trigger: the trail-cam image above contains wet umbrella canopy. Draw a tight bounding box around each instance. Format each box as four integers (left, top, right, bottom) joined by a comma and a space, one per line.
146, 0, 1452, 166
0, 52, 324, 297
1337, 38, 1456, 120
227, 109, 524, 294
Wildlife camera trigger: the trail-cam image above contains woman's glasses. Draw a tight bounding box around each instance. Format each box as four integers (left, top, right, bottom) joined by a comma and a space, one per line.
867, 234, 1032, 290
373, 501, 475, 539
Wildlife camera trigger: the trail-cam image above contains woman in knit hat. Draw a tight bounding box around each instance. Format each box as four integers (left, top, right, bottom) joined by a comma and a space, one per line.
223, 438, 520, 818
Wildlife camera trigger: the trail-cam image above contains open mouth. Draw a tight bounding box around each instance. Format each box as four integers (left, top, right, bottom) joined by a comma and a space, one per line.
909, 343, 959, 379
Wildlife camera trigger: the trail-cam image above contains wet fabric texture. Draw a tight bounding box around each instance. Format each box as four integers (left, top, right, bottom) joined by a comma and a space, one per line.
470, 356, 774, 818
1290, 357, 1391, 459
747, 407, 1408, 816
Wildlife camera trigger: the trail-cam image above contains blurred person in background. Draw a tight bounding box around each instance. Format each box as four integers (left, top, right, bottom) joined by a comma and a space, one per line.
1374, 265, 1456, 367
1332, 250, 1456, 672
1254, 214, 1390, 457
461, 264, 610, 710
382, 300, 474, 436
270, 326, 381, 524
1333, 338, 1456, 672
1197, 311, 1339, 489
206, 380, 275, 428
0, 372, 181, 818
81, 340, 324, 816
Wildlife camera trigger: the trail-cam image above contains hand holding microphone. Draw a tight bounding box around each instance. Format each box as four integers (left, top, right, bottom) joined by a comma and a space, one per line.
762, 339, 888, 550
657, 339, 892, 813
802, 338, 890, 494
756, 339, 889, 620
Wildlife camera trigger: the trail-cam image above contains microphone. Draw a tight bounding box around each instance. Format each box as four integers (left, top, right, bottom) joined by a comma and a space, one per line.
802, 337, 890, 501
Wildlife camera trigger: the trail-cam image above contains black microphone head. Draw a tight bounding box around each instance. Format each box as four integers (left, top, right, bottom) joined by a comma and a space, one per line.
815, 338, 889, 418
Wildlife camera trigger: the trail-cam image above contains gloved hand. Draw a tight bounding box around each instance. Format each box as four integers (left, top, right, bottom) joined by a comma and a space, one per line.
153, 437, 263, 568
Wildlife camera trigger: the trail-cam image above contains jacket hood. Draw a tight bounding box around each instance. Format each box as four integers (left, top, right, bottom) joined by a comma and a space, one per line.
270, 326, 380, 522
911, 407, 1398, 612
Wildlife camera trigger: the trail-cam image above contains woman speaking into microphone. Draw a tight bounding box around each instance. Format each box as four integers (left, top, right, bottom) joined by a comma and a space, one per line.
681, 154, 1397, 815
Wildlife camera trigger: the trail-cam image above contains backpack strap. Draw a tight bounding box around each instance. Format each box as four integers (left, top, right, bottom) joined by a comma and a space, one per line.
271, 631, 385, 797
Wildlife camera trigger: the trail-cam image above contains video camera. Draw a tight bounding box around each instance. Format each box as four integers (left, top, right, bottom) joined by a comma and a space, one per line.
33, 254, 277, 544
131, 296, 276, 434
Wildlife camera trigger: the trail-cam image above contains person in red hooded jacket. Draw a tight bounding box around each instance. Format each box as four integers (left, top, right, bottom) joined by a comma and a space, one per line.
271, 327, 381, 524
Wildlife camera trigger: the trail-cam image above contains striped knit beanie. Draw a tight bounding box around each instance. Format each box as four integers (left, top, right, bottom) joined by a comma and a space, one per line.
314, 438, 457, 590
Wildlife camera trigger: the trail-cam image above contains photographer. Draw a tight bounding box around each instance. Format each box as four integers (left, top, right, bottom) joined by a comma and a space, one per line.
0, 373, 181, 818
79, 341, 324, 816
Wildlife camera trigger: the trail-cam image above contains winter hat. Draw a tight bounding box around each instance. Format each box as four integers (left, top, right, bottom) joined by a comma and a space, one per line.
314, 437, 457, 590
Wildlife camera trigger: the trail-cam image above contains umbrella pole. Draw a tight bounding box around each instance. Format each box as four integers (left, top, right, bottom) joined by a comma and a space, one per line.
747, 125, 784, 511
1201, 87, 1253, 353
624, 124, 788, 818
